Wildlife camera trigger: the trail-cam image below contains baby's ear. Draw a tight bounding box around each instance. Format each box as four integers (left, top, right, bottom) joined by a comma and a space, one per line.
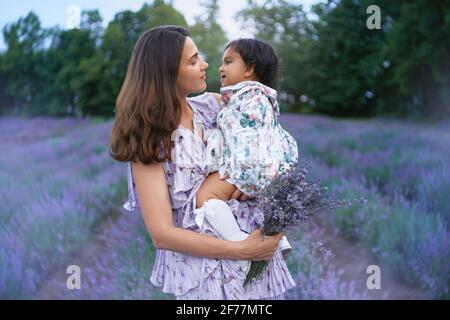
244, 62, 257, 79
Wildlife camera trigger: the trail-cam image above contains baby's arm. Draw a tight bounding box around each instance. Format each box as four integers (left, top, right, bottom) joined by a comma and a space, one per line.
195, 172, 236, 208
221, 89, 277, 191
197, 90, 276, 208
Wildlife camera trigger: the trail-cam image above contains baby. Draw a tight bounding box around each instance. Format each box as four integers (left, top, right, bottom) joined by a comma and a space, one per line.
193, 39, 298, 274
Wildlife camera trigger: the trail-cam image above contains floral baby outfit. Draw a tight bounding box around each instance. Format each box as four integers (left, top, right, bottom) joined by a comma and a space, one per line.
205, 81, 298, 196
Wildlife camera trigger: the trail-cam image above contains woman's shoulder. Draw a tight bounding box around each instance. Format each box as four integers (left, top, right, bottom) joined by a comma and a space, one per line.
209, 92, 221, 105
188, 91, 220, 106
187, 92, 221, 128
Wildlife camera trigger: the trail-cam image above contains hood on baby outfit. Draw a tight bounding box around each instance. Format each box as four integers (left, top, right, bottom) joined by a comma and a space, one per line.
219, 81, 280, 116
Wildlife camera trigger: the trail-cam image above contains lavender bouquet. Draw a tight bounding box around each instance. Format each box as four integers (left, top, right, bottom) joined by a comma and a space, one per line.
243, 165, 365, 288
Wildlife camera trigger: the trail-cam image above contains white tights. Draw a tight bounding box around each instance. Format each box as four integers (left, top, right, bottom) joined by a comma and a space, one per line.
194, 199, 292, 274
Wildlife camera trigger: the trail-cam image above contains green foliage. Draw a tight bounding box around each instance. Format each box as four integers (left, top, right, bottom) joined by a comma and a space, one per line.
74, 1, 188, 117
0, 1, 449, 118
379, 0, 450, 118
237, 0, 450, 118
1, 12, 49, 115
237, 0, 312, 112
0, 2, 188, 117
190, 0, 228, 93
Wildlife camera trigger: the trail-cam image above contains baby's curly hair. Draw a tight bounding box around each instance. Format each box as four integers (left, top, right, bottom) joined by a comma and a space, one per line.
225, 38, 280, 89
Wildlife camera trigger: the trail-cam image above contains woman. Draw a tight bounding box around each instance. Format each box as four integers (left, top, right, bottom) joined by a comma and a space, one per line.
109, 25, 295, 300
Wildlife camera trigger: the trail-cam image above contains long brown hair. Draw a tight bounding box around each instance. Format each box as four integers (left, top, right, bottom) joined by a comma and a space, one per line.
109, 25, 189, 164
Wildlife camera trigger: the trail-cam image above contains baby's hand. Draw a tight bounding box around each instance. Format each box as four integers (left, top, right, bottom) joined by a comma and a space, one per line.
231, 187, 251, 201
219, 173, 253, 201
219, 172, 229, 180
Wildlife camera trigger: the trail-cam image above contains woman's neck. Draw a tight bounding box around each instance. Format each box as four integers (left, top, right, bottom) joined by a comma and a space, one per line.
178, 96, 194, 130
180, 99, 191, 115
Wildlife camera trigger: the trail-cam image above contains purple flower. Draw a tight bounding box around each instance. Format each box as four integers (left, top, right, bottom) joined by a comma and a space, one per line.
244, 162, 366, 287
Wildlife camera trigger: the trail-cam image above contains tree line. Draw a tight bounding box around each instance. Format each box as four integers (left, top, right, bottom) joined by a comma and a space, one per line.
0, 0, 449, 119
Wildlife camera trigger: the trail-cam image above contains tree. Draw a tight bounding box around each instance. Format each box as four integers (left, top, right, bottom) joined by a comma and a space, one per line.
0, 53, 15, 115
379, 0, 450, 118
139, 0, 188, 31
237, 0, 450, 118
190, 0, 228, 93
73, 21, 129, 116
237, 0, 312, 112
43, 10, 101, 116
73, 1, 189, 116
301, 0, 390, 116
1, 11, 48, 115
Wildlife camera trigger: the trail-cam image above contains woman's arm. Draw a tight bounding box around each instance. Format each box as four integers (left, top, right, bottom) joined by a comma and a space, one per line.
132, 161, 282, 260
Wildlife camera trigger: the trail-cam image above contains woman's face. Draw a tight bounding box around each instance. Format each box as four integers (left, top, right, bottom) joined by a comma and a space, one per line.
176, 37, 209, 96
219, 47, 255, 87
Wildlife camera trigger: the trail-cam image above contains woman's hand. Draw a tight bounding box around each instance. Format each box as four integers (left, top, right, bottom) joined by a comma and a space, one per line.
238, 229, 284, 261
134, 161, 268, 260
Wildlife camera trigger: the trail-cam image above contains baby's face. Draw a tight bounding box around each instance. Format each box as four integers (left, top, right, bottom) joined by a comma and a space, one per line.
219, 47, 255, 87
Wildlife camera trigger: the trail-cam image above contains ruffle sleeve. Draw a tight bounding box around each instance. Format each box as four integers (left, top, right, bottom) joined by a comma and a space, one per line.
122, 92, 221, 215
187, 92, 221, 130
123, 162, 138, 212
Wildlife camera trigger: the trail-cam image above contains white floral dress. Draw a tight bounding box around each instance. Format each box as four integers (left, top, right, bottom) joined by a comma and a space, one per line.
205, 81, 299, 196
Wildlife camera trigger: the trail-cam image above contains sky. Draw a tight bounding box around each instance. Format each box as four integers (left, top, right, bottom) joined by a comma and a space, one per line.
0, 0, 320, 50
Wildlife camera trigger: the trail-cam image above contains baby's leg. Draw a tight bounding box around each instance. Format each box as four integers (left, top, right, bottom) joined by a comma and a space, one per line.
196, 172, 237, 208
195, 172, 293, 260
193, 173, 250, 273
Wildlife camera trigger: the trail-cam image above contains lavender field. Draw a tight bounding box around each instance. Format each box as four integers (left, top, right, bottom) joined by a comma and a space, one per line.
0, 115, 448, 299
